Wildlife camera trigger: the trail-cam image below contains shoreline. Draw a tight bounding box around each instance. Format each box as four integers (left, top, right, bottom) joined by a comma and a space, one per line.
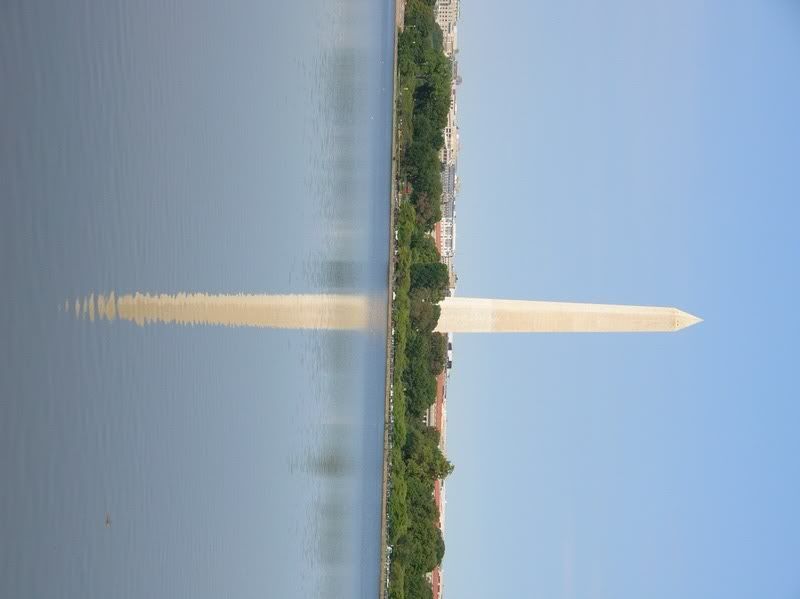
377, 2, 403, 598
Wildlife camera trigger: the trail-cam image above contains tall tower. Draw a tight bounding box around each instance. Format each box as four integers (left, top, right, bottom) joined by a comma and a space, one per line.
435, 297, 702, 333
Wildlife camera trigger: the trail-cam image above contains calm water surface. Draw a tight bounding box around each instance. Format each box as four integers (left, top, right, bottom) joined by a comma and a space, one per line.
0, 1, 394, 597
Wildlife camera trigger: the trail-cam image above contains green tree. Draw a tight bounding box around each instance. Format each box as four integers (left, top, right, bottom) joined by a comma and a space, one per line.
429, 333, 448, 375
405, 573, 434, 599
412, 191, 442, 230
409, 288, 441, 333
406, 424, 454, 480
410, 230, 440, 264
411, 262, 449, 296
388, 562, 405, 599
403, 349, 437, 416
388, 463, 409, 543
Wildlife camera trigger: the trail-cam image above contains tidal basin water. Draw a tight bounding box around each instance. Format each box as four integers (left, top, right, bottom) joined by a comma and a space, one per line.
0, 2, 394, 597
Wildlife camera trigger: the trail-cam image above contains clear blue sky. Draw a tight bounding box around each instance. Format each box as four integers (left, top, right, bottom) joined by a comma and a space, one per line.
444, 2, 800, 598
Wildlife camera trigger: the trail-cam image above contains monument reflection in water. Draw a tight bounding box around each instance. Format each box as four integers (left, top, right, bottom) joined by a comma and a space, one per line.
0, 1, 395, 598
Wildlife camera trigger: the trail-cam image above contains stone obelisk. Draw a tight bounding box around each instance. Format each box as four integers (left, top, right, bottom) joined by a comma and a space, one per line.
434, 297, 702, 333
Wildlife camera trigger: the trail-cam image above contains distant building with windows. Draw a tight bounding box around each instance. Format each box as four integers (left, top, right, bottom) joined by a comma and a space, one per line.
434, 219, 457, 298
423, 365, 451, 599
441, 163, 457, 207
440, 217, 455, 258
441, 107, 459, 166
439, 160, 457, 277
440, 62, 462, 167
434, 0, 460, 57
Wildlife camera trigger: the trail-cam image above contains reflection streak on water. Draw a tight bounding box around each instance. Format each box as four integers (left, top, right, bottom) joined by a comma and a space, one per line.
71, 292, 378, 330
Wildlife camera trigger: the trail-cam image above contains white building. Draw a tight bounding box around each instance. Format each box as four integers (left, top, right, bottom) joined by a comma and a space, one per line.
435, 0, 460, 57
440, 98, 459, 166
439, 62, 461, 166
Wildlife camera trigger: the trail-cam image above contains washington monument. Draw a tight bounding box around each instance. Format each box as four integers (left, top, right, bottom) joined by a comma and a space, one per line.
70, 292, 702, 333
434, 297, 701, 333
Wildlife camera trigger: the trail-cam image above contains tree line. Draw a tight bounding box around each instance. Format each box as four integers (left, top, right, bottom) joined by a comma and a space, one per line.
397, 0, 453, 231
388, 2, 455, 598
